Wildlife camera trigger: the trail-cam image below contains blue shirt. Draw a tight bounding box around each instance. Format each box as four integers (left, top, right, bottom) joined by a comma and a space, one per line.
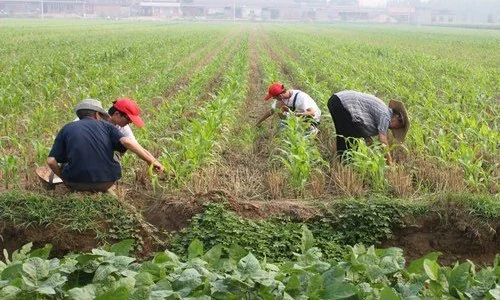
49, 118, 126, 183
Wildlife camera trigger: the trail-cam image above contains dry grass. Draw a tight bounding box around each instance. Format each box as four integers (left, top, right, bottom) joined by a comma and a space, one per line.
266, 170, 284, 200
307, 170, 327, 198
330, 162, 365, 197
387, 166, 413, 197
412, 157, 466, 193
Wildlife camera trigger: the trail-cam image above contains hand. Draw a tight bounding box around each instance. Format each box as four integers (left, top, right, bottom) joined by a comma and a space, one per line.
152, 160, 165, 173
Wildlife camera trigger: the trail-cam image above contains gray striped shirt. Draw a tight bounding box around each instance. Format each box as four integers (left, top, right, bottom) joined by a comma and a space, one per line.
336, 90, 392, 136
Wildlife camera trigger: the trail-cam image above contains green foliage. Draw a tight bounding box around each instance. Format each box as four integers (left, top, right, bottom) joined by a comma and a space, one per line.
343, 139, 389, 192
0, 192, 142, 249
170, 203, 304, 262
4, 230, 498, 299
170, 200, 408, 262
274, 114, 328, 192
310, 198, 406, 246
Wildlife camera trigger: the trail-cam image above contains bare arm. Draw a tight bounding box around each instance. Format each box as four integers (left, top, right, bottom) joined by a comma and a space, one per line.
378, 133, 392, 166
120, 137, 165, 172
47, 157, 63, 178
295, 108, 316, 118
256, 109, 273, 126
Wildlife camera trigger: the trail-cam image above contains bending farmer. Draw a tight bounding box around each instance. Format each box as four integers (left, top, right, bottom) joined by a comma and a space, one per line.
327, 90, 409, 165
47, 99, 164, 192
256, 82, 321, 132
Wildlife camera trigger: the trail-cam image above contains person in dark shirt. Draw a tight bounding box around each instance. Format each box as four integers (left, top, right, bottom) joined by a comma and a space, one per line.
47, 99, 164, 192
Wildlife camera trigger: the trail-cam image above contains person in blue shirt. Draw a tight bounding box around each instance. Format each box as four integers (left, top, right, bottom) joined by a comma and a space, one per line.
47, 99, 164, 192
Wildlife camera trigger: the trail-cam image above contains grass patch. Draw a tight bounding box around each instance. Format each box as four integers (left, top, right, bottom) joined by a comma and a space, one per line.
0, 191, 135, 241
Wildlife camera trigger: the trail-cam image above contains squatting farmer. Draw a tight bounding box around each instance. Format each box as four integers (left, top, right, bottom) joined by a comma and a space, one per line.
256, 82, 321, 133
47, 99, 164, 193
327, 90, 409, 165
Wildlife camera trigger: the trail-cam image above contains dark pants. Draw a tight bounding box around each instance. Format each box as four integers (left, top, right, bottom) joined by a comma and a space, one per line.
64, 181, 115, 193
327, 94, 365, 157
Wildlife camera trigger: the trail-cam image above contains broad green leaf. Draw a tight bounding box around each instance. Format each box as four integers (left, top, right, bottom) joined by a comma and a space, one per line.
93, 265, 118, 282
140, 262, 163, 280
29, 244, 52, 260
407, 252, 441, 274
153, 252, 169, 264
68, 284, 97, 300
488, 284, 500, 299
301, 225, 315, 254
152, 277, 173, 291
306, 274, 323, 298
285, 274, 301, 293
135, 272, 155, 287
96, 285, 129, 300
237, 253, 260, 277
423, 259, 440, 281
76, 254, 102, 266
202, 244, 222, 268
12, 243, 33, 262
1, 263, 23, 280
110, 256, 136, 269
129, 286, 151, 300
109, 240, 135, 257
322, 265, 345, 285
40, 273, 66, 290
0, 285, 21, 300
449, 262, 471, 295
323, 281, 358, 299
36, 285, 56, 295
228, 244, 248, 264
172, 268, 202, 296
188, 239, 204, 260
23, 257, 50, 283
380, 286, 401, 300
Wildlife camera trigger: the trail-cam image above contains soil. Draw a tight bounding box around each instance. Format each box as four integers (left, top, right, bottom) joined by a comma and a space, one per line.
381, 213, 499, 266
1, 197, 497, 266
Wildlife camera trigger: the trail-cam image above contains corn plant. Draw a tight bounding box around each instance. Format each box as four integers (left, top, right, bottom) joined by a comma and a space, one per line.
1, 154, 19, 189
274, 114, 327, 192
343, 138, 389, 193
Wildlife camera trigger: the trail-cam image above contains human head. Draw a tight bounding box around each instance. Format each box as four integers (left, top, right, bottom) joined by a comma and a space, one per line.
109, 98, 144, 128
388, 100, 410, 142
74, 99, 109, 119
264, 82, 287, 101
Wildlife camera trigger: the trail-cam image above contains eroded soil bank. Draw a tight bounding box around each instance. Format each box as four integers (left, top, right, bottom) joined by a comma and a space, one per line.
1, 192, 497, 266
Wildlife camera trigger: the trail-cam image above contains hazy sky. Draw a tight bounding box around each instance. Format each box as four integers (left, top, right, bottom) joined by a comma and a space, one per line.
359, 0, 387, 7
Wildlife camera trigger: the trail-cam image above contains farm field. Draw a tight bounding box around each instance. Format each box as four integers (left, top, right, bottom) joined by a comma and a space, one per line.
0, 20, 498, 298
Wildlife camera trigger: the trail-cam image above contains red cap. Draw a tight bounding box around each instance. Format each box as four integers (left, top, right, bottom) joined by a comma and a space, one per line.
113, 98, 144, 128
264, 82, 285, 100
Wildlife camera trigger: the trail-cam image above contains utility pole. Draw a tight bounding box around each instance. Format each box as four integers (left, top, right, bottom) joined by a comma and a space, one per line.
40, 0, 44, 19
233, 0, 236, 22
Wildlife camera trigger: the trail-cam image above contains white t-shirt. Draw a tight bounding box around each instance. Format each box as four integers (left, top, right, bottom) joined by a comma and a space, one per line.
74, 118, 136, 142
272, 90, 321, 123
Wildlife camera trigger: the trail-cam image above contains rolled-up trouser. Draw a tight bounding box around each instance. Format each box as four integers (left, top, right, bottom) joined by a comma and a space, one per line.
327, 94, 366, 157
64, 181, 115, 193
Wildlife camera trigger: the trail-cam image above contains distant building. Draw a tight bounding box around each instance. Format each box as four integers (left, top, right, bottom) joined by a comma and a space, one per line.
0, 0, 497, 25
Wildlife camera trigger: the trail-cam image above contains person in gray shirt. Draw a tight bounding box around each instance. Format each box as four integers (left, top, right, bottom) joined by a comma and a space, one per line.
327, 90, 409, 165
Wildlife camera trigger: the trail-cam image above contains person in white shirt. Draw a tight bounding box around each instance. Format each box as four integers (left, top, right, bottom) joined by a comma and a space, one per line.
256, 82, 321, 132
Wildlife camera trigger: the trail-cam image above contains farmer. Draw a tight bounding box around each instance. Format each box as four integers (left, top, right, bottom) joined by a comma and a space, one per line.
327, 90, 409, 165
256, 82, 321, 133
105, 98, 156, 160
47, 99, 164, 192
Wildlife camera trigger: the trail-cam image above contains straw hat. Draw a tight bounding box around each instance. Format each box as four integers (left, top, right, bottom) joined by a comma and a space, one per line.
74, 98, 108, 116
389, 100, 410, 142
